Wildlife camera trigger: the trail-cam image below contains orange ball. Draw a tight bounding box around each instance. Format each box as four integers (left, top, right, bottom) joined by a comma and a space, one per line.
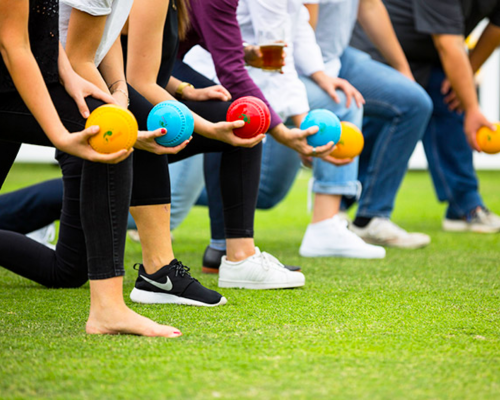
476, 123, 500, 154
86, 104, 138, 154
330, 121, 364, 159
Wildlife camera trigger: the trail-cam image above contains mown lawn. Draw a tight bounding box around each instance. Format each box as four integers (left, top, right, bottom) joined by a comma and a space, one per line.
1, 164, 499, 400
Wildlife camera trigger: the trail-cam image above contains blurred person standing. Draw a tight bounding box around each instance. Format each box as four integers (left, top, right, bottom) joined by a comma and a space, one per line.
305, 0, 434, 248
351, 0, 500, 233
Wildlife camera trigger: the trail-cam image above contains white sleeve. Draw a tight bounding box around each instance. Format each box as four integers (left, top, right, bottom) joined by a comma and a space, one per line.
240, 0, 310, 119
293, 5, 325, 77
60, 0, 113, 16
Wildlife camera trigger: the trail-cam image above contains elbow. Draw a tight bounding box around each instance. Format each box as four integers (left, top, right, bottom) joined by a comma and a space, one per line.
432, 34, 464, 55
126, 75, 148, 93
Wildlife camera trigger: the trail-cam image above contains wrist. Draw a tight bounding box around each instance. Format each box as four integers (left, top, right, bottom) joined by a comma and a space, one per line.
112, 88, 130, 107
310, 71, 327, 85
269, 123, 289, 143
48, 127, 70, 149
465, 104, 480, 115
181, 85, 196, 100
176, 82, 194, 99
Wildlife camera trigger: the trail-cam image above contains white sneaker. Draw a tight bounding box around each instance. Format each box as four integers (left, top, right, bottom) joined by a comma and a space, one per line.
218, 247, 305, 289
443, 207, 500, 233
26, 223, 56, 250
336, 211, 352, 227
350, 218, 430, 249
299, 216, 385, 259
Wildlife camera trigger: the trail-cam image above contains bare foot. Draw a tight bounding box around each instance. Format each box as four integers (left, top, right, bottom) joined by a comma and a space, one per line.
86, 305, 182, 338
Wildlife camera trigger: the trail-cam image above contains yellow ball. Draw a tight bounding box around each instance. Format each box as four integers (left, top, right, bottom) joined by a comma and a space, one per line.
476, 123, 500, 154
330, 121, 364, 159
86, 104, 138, 154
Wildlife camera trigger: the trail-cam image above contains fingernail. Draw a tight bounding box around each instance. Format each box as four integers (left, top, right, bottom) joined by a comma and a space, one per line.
84, 111, 89, 118
161, 128, 167, 134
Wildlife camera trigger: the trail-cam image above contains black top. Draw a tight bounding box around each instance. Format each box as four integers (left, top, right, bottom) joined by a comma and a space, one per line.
0, 0, 59, 92
157, 0, 179, 87
351, 0, 500, 86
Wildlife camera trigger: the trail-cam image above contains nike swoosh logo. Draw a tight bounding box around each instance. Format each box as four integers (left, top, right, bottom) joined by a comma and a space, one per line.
141, 275, 173, 291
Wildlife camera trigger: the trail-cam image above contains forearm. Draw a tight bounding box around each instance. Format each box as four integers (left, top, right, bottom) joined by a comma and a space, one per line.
304, 4, 318, 30
434, 35, 479, 111
3, 48, 66, 141
269, 114, 305, 143
469, 23, 500, 74
99, 38, 127, 103
358, 0, 411, 74
69, 57, 108, 93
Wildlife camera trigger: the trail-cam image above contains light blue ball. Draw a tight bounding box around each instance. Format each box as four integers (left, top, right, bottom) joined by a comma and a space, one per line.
147, 101, 195, 147
300, 109, 341, 148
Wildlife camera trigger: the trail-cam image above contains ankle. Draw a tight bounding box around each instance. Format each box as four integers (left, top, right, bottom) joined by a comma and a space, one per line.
142, 255, 174, 274
353, 216, 372, 228
226, 247, 255, 262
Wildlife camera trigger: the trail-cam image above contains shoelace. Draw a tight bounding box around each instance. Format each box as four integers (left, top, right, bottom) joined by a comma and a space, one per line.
260, 251, 284, 271
168, 261, 192, 278
133, 262, 195, 280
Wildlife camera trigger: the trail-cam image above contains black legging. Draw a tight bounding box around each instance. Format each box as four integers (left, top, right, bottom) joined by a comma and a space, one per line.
0, 83, 133, 285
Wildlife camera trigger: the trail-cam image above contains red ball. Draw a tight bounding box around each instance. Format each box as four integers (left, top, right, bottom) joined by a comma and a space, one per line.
226, 96, 271, 138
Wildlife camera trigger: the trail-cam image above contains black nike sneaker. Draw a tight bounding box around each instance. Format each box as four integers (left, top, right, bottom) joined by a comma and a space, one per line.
130, 259, 227, 307
202, 245, 302, 274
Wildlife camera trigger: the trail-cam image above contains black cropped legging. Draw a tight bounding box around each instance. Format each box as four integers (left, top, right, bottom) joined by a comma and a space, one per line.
0, 83, 133, 285
0, 84, 261, 287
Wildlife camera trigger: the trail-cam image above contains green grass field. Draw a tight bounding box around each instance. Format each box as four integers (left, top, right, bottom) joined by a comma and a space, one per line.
1, 164, 499, 400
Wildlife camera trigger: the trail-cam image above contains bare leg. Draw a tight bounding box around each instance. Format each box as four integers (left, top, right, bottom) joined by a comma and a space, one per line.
86, 276, 181, 337
130, 204, 175, 274
311, 194, 341, 224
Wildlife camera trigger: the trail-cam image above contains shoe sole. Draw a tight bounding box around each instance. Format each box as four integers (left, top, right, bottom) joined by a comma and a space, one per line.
204, 266, 302, 274
442, 223, 500, 233
358, 236, 430, 249
299, 247, 385, 259
218, 280, 305, 290
130, 288, 227, 307
202, 266, 220, 274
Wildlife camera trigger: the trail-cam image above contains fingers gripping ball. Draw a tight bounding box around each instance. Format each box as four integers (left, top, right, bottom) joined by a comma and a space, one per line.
476, 123, 500, 154
226, 96, 271, 138
147, 101, 195, 147
331, 121, 365, 159
300, 109, 342, 148
86, 105, 138, 154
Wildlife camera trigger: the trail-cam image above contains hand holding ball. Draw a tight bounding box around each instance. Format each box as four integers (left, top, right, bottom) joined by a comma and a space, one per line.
226, 96, 271, 138
330, 121, 364, 159
86, 104, 138, 154
300, 109, 342, 148
476, 123, 500, 154
147, 101, 195, 147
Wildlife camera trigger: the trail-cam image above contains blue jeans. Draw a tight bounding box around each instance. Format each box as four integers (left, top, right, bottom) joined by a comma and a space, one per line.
169, 154, 205, 230
422, 68, 483, 218
202, 76, 363, 240
339, 47, 433, 218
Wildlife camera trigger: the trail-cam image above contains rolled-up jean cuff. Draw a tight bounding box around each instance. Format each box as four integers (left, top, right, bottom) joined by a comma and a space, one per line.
312, 179, 360, 198
130, 197, 171, 207
88, 269, 126, 280
224, 228, 254, 239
